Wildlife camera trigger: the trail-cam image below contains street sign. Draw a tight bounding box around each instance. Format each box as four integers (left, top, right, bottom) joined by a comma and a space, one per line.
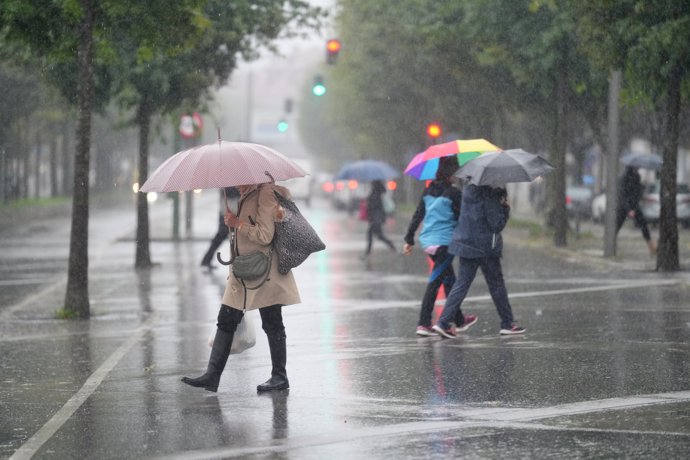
179, 112, 203, 139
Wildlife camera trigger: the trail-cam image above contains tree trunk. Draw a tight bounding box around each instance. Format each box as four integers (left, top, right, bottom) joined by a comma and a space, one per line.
135, 99, 152, 269
656, 63, 681, 271
34, 127, 42, 198
20, 119, 29, 199
50, 126, 59, 197
549, 65, 568, 247
63, 0, 94, 318
62, 119, 73, 196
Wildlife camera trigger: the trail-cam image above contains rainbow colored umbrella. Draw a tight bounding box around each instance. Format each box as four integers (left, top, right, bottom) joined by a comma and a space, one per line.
404, 139, 501, 180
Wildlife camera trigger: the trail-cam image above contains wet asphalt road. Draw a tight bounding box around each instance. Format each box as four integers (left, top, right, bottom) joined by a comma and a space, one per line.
2, 191, 690, 459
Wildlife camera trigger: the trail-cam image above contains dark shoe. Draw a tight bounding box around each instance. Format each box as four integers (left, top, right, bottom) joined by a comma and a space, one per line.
181, 374, 221, 392
257, 376, 290, 392
181, 326, 236, 392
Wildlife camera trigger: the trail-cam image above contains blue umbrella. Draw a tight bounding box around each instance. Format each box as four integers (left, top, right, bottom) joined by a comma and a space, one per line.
619, 152, 663, 170
334, 160, 399, 182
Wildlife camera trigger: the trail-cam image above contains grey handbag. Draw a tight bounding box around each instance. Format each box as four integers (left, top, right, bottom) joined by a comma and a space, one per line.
273, 191, 326, 274
232, 250, 271, 282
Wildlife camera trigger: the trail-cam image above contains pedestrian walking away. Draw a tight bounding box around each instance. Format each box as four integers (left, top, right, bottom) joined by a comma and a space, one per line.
615, 166, 657, 256
432, 184, 525, 338
403, 156, 468, 337
362, 179, 396, 259
182, 182, 302, 393
200, 187, 240, 269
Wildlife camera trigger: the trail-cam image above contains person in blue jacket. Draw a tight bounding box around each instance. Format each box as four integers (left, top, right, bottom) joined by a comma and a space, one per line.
433, 184, 525, 337
403, 156, 477, 336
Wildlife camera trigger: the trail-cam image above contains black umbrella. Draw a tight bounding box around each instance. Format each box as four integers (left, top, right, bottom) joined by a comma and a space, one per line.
455, 149, 554, 186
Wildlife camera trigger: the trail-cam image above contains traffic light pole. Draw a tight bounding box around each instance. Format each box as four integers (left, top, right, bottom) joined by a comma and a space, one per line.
171, 127, 181, 240
603, 70, 622, 257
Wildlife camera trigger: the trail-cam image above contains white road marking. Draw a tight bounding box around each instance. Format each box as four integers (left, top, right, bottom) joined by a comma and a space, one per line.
313, 279, 679, 313
9, 314, 157, 460
5, 273, 681, 458
156, 390, 690, 460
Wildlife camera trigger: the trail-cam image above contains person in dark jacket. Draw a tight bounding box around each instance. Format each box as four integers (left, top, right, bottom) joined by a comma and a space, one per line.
201, 187, 240, 269
433, 184, 525, 337
363, 179, 396, 258
616, 166, 656, 255
403, 157, 475, 336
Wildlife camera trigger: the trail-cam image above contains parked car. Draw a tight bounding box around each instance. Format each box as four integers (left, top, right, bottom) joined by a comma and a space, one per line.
566, 186, 593, 220
641, 182, 690, 227
331, 179, 370, 213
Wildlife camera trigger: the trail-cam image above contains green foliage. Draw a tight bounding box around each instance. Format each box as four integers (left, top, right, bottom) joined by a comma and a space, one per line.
55, 307, 79, 320
306, 0, 607, 172
575, 0, 690, 105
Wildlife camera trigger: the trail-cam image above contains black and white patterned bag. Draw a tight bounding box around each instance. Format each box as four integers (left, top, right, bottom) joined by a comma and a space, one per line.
273, 191, 326, 274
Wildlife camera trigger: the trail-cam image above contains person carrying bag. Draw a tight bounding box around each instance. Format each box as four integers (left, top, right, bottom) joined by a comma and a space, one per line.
182, 182, 302, 393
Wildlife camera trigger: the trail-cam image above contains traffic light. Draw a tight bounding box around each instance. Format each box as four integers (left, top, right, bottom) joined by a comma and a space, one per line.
326, 39, 341, 65
312, 75, 326, 96
426, 122, 442, 139
284, 98, 293, 114
277, 119, 289, 133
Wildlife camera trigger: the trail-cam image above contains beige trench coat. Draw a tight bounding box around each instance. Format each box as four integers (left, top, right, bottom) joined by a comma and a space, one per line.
222, 183, 301, 311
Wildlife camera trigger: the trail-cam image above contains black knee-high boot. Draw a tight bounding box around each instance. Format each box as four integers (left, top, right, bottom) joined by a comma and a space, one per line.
257, 332, 289, 392
182, 306, 242, 392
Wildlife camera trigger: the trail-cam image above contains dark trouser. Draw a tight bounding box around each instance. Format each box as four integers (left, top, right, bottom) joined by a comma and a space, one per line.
418, 247, 456, 327
616, 205, 651, 241
259, 305, 288, 382
201, 214, 230, 266
438, 256, 515, 330
365, 222, 395, 255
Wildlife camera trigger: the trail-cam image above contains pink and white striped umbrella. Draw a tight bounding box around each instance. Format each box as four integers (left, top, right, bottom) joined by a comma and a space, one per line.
140, 141, 308, 192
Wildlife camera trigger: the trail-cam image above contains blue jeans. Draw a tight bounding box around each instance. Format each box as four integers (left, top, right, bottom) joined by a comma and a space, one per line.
437, 256, 515, 330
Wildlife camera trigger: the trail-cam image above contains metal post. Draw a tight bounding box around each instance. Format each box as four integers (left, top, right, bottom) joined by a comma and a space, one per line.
185, 190, 193, 237
172, 126, 181, 240
603, 69, 622, 257
172, 192, 180, 240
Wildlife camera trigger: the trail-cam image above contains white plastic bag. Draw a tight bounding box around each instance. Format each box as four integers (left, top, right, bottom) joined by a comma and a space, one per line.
207, 311, 256, 354
383, 193, 395, 216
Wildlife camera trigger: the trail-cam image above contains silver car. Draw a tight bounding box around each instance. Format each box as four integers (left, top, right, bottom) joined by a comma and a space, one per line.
640, 183, 690, 227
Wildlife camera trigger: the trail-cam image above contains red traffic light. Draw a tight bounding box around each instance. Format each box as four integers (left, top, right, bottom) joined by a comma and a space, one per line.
426, 123, 442, 139
326, 39, 341, 64
327, 39, 341, 53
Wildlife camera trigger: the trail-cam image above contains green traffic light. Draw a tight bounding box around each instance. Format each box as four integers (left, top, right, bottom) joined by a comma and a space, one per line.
277, 120, 289, 132
312, 84, 326, 96
312, 75, 326, 96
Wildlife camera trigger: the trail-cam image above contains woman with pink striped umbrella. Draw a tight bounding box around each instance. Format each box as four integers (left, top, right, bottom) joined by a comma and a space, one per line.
142, 140, 308, 393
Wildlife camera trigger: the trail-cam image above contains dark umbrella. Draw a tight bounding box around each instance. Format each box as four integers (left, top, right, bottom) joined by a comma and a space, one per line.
334, 160, 399, 182
456, 149, 554, 186
619, 152, 663, 170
